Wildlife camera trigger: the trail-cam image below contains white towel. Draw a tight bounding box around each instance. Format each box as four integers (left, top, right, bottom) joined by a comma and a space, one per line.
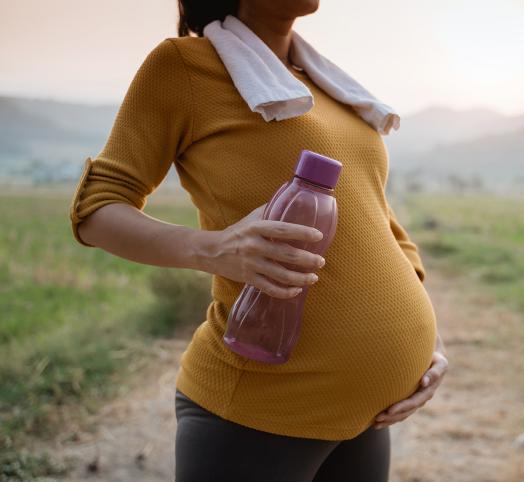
202, 14, 400, 135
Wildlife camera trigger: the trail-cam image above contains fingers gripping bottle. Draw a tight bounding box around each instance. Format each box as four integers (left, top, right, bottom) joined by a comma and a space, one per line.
223, 149, 343, 364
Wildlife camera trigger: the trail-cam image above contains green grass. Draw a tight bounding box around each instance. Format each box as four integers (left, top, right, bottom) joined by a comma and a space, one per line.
399, 193, 524, 315
0, 190, 210, 460
0, 438, 71, 481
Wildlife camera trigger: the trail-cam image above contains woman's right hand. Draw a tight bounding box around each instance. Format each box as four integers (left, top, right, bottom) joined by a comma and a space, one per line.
204, 203, 326, 299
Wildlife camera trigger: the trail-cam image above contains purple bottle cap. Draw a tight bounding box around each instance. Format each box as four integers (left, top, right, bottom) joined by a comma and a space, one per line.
294, 150, 343, 189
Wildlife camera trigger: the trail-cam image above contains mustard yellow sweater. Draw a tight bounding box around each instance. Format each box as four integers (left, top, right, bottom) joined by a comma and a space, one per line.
69, 36, 437, 441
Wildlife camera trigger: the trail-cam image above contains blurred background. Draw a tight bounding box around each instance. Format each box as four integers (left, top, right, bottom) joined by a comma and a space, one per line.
1, 0, 523, 481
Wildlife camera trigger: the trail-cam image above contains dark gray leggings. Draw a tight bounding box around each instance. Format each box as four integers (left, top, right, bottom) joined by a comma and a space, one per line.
175, 389, 390, 482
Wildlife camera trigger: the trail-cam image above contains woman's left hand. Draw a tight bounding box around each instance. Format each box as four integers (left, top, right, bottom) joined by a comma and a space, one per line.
373, 334, 449, 429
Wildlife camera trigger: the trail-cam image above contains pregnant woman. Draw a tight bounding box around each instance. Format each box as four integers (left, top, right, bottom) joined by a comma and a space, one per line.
69, 1, 449, 481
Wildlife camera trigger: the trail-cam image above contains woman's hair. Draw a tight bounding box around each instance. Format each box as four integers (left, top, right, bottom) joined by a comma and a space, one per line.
177, 0, 240, 37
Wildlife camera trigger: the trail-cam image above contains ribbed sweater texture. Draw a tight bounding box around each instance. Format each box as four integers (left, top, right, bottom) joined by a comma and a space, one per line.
69, 36, 437, 441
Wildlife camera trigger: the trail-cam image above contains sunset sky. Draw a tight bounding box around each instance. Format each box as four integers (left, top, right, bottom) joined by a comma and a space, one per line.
1, 0, 523, 117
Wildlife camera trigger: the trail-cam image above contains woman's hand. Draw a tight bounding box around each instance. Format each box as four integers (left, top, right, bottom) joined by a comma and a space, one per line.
373, 334, 449, 429
199, 203, 326, 299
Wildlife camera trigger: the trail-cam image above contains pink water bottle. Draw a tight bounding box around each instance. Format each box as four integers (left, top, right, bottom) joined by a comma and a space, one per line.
223, 149, 342, 364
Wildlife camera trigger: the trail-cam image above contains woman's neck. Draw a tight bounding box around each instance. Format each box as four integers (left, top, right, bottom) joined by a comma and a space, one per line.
235, 9, 295, 69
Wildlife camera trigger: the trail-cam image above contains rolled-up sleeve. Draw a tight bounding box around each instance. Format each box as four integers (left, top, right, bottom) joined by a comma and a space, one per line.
387, 202, 426, 283
69, 38, 193, 247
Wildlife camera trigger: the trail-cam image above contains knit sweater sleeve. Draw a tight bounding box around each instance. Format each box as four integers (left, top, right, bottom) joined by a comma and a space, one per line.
69, 38, 193, 247
387, 202, 426, 283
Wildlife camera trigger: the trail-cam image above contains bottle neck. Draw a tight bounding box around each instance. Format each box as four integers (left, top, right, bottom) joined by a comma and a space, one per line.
294, 175, 335, 193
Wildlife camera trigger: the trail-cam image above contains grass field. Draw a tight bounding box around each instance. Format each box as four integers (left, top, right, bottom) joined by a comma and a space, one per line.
401, 194, 524, 316
0, 190, 210, 454
0, 189, 522, 479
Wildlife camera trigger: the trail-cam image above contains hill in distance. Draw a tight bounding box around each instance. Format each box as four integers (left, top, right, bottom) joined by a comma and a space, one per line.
0, 95, 522, 193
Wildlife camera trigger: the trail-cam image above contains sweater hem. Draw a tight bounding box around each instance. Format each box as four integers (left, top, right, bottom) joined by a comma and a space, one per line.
175, 371, 372, 442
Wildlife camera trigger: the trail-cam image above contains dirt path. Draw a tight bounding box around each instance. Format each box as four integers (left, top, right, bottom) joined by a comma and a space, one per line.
35, 268, 524, 482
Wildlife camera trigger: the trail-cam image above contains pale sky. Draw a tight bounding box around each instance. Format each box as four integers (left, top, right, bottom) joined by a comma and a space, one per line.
1, 0, 523, 116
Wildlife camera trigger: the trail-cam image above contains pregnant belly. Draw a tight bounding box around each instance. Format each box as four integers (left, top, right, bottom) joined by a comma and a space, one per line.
213, 230, 437, 435
228, 270, 437, 435
326, 260, 436, 405
240, 250, 438, 404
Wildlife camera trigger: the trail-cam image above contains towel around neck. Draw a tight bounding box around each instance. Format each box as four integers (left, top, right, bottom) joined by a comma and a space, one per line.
203, 14, 400, 135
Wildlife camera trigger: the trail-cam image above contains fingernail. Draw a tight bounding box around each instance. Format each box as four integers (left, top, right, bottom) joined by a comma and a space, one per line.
374, 424, 383, 429
376, 415, 385, 421
422, 376, 429, 386
319, 258, 326, 268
